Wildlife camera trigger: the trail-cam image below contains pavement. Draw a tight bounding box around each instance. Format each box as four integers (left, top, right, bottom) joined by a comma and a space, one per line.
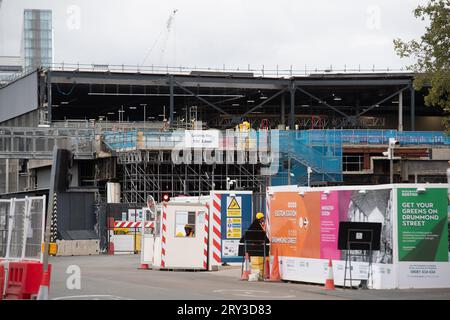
48, 255, 450, 300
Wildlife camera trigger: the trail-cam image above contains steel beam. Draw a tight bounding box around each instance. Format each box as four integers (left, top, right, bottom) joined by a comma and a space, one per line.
398, 91, 403, 131
289, 84, 295, 129
241, 87, 288, 118
355, 85, 409, 117
47, 70, 52, 124
410, 85, 415, 131
295, 87, 350, 118
50, 70, 413, 89
169, 76, 174, 124
294, 79, 411, 86
172, 80, 232, 117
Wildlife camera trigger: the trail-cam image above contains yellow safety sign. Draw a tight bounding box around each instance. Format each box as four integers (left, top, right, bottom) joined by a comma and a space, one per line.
227, 196, 242, 217
226, 218, 242, 239
228, 197, 240, 210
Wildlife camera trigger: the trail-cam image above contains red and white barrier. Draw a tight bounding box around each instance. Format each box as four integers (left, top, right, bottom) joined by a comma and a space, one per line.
203, 203, 210, 269
211, 193, 222, 266
161, 202, 168, 268
114, 221, 154, 228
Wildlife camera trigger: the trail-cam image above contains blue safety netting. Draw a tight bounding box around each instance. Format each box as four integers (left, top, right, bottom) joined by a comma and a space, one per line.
102, 129, 449, 186
271, 130, 343, 186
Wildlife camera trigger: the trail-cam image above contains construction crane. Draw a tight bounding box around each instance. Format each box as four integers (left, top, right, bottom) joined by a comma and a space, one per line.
141, 9, 178, 66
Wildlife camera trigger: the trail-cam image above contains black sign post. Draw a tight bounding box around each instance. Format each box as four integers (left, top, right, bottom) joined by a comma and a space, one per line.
338, 222, 382, 289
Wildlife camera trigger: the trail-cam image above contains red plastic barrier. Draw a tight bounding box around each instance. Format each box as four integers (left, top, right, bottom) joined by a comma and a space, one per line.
4, 261, 52, 300
107, 241, 115, 255
0, 263, 5, 300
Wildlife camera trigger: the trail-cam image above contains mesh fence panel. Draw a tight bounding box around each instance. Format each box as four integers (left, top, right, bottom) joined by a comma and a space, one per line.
25, 197, 45, 260
0, 200, 11, 257
8, 199, 26, 259
0, 196, 45, 261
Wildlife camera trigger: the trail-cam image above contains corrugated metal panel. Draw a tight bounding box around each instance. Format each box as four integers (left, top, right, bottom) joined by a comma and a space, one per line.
0, 71, 38, 123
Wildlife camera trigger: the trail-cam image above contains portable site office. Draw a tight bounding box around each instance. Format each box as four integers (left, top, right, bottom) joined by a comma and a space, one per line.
140, 190, 253, 271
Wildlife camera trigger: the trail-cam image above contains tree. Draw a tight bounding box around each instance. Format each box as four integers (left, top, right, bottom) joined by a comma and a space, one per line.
393, 0, 450, 131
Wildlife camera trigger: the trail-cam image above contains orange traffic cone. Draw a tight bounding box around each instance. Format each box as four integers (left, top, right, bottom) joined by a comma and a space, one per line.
325, 259, 335, 290
241, 253, 250, 280
36, 270, 50, 300
268, 250, 281, 282
264, 257, 271, 280
138, 263, 149, 270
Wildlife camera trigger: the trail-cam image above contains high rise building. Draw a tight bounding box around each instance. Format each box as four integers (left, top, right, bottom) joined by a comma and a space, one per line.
22, 9, 52, 72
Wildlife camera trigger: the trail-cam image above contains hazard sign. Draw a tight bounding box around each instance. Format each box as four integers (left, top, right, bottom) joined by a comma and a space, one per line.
226, 218, 242, 238
226, 196, 242, 217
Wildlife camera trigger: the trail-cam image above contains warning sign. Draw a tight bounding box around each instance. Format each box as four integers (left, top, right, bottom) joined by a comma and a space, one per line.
227, 196, 242, 217
226, 218, 242, 238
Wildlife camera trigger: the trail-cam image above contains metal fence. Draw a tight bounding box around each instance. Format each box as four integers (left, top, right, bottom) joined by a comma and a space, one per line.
0, 127, 95, 159
0, 196, 46, 262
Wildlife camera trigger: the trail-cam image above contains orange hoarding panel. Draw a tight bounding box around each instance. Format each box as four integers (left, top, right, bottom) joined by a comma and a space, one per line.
269, 192, 320, 258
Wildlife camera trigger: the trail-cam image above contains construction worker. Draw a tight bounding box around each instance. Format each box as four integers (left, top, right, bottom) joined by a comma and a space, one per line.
256, 212, 265, 231
184, 224, 195, 237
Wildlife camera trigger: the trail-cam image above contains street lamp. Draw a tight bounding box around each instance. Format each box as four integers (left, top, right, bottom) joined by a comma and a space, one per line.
307, 166, 313, 187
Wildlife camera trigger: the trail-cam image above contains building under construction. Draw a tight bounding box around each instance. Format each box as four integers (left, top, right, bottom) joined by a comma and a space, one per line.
0, 65, 449, 246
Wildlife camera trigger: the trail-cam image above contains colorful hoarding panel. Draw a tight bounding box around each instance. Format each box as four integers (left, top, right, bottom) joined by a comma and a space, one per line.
269, 188, 395, 288
397, 188, 448, 262
270, 189, 393, 263
219, 193, 252, 263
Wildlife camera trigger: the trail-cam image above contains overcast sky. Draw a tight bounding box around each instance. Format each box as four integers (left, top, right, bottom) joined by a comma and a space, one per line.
0, 0, 428, 71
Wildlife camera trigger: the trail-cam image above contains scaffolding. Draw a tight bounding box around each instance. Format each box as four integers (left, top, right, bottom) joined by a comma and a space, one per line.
119, 150, 265, 206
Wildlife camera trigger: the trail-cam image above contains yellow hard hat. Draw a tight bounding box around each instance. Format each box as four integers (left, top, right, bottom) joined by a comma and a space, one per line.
176, 231, 184, 237
256, 212, 264, 220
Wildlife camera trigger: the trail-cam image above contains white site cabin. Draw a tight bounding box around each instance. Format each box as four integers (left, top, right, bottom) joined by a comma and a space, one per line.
141, 196, 220, 271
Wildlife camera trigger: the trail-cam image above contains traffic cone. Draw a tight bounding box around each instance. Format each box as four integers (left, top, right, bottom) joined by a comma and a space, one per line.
268, 249, 281, 282
325, 259, 335, 290
36, 270, 50, 300
264, 257, 271, 280
241, 253, 250, 280
138, 263, 149, 270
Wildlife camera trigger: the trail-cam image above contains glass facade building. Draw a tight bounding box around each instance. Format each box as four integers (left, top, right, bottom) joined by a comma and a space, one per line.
22, 9, 52, 72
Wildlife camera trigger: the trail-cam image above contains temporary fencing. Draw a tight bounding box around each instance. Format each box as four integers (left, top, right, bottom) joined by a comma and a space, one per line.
0, 196, 46, 262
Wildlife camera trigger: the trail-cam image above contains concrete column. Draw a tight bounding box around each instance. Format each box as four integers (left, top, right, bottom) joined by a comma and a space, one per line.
5, 158, 9, 194
281, 94, 286, 126
47, 71, 52, 124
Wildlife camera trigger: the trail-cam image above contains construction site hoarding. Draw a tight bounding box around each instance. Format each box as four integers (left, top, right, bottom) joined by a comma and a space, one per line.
267, 184, 450, 289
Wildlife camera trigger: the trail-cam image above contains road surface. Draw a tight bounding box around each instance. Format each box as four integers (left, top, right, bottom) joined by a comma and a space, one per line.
48, 255, 450, 300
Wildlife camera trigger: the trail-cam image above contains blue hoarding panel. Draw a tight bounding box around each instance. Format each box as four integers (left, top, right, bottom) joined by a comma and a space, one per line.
219, 192, 253, 263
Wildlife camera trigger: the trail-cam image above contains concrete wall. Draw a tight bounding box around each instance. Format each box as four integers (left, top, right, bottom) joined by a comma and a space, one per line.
0, 109, 40, 127
432, 148, 450, 160
0, 71, 39, 123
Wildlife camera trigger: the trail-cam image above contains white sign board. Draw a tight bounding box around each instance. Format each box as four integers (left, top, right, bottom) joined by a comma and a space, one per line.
184, 130, 220, 149
222, 239, 240, 257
